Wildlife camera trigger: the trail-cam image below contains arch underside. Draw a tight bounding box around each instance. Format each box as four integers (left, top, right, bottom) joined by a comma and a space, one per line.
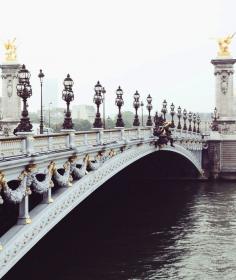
116, 144, 202, 176
0, 143, 202, 278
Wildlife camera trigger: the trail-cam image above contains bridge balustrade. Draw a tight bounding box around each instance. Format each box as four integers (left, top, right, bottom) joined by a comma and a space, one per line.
0, 137, 25, 158
33, 135, 52, 153
86, 131, 99, 146
0, 127, 201, 160
103, 129, 122, 144
125, 128, 139, 140
74, 131, 86, 146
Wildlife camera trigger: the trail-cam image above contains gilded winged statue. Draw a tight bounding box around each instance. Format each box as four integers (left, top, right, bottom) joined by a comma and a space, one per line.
215, 33, 236, 57
4, 38, 17, 61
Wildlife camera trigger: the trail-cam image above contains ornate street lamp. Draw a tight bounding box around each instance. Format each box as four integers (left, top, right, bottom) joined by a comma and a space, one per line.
14, 64, 33, 133
38, 69, 45, 134
102, 87, 106, 129
146, 94, 153, 126
197, 114, 201, 133
141, 101, 144, 126
133, 90, 140, 126
161, 99, 167, 121
177, 106, 182, 129
93, 81, 103, 128
115, 86, 124, 127
183, 109, 187, 130
193, 113, 197, 132
170, 102, 175, 128
62, 74, 74, 130
188, 111, 193, 131
211, 107, 219, 131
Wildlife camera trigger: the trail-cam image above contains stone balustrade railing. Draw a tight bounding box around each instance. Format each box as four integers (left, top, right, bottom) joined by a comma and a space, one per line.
0, 127, 201, 160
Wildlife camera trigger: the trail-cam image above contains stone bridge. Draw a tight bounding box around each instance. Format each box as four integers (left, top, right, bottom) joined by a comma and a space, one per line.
0, 127, 203, 278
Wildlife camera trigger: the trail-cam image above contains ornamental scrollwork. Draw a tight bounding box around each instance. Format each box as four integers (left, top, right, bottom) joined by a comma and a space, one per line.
220, 71, 229, 95
53, 161, 73, 188
69, 155, 88, 179
3, 171, 29, 204
26, 162, 54, 194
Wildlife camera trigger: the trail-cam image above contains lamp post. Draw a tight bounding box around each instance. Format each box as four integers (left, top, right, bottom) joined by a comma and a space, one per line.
183, 109, 187, 130
197, 114, 201, 133
133, 90, 140, 126
177, 106, 182, 129
93, 81, 103, 128
170, 102, 175, 128
102, 87, 106, 129
38, 69, 45, 134
14, 64, 33, 133
161, 99, 167, 121
211, 107, 219, 131
48, 102, 52, 129
115, 86, 124, 127
141, 101, 144, 126
188, 111, 193, 131
146, 94, 153, 126
193, 113, 197, 132
62, 74, 74, 130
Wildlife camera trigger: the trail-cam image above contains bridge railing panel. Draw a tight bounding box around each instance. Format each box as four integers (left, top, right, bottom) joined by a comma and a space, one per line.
86, 131, 99, 146
74, 132, 87, 146
103, 130, 112, 143
50, 134, 68, 150
0, 137, 25, 158
125, 128, 138, 140
109, 129, 122, 142
140, 127, 152, 138
33, 136, 51, 153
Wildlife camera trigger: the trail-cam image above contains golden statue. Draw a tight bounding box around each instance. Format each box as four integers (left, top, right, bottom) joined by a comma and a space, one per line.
215, 33, 235, 57
4, 38, 17, 62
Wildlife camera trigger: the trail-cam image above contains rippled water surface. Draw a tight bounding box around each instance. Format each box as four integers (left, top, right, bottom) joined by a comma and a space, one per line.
4, 176, 236, 280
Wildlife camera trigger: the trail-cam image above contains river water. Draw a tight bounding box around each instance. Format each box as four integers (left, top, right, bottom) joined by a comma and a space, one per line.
4, 171, 236, 280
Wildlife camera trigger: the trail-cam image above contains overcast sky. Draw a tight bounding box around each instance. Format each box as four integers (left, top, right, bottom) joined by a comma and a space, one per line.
0, 0, 235, 115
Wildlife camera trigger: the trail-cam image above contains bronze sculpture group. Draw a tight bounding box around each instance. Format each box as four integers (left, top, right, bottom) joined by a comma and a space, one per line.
153, 113, 174, 148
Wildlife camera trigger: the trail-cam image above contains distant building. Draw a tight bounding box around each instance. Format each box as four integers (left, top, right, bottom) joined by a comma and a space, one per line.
72, 105, 95, 123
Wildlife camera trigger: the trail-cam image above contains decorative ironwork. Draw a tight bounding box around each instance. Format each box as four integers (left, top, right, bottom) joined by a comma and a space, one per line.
38, 69, 45, 134
133, 91, 140, 126
177, 106, 182, 129
146, 94, 153, 126
197, 114, 201, 133
93, 81, 103, 128
102, 87, 106, 129
183, 109, 187, 130
62, 74, 74, 130
170, 102, 175, 128
14, 64, 33, 134
193, 113, 197, 132
140, 101, 144, 126
161, 99, 167, 121
115, 86, 124, 127
188, 111, 193, 131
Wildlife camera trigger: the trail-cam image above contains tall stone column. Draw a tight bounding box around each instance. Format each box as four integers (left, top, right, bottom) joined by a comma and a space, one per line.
0, 63, 21, 134
211, 58, 236, 127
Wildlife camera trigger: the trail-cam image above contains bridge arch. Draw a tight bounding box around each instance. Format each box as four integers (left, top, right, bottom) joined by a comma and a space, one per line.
0, 142, 202, 278
108, 144, 202, 179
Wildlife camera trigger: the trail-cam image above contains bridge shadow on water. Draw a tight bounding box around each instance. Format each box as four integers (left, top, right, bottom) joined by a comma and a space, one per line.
3, 151, 202, 280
